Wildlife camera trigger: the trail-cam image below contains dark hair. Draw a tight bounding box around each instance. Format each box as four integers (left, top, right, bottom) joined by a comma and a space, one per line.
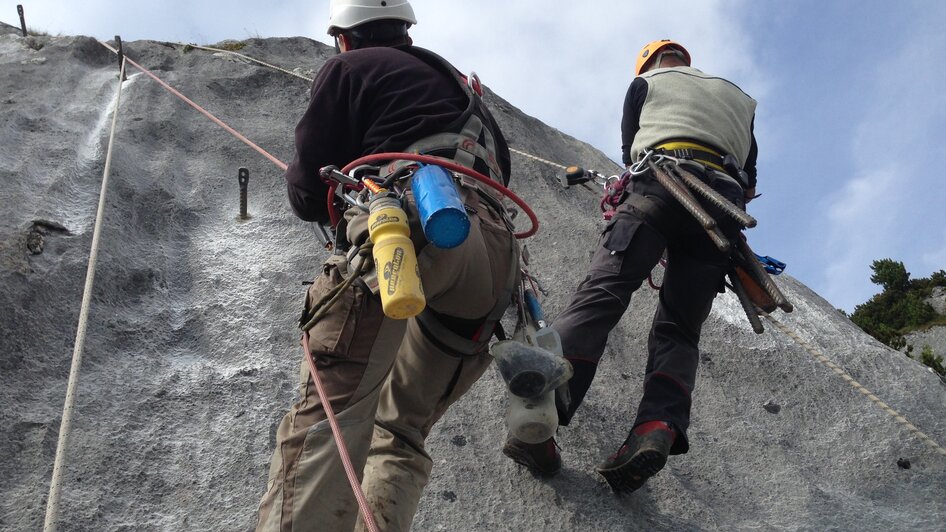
346, 20, 411, 49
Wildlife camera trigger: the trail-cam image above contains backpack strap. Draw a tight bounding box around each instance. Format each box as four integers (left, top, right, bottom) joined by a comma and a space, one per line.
401, 47, 506, 184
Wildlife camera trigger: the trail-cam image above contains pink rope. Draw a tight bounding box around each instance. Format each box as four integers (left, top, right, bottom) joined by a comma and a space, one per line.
302, 331, 379, 532
96, 39, 375, 529
97, 40, 287, 172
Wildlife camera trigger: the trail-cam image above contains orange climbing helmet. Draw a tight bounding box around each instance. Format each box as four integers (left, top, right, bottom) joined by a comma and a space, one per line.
635, 39, 691, 76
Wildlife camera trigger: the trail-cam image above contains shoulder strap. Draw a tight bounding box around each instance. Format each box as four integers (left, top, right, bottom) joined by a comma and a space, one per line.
400, 47, 506, 184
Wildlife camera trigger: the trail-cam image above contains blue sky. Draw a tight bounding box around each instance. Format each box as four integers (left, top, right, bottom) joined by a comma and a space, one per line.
3, 0, 945, 312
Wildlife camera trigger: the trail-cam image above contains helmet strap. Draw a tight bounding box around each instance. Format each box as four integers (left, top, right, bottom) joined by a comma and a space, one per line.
653, 49, 686, 70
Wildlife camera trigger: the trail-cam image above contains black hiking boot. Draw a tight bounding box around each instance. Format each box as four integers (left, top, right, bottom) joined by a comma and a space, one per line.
595, 420, 675, 493
502, 436, 562, 478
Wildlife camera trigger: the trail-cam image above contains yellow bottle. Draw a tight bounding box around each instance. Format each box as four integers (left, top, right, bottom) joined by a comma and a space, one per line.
367, 194, 425, 319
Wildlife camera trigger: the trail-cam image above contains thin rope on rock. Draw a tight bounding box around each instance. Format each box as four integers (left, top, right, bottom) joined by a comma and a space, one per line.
174, 42, 314, 83
508, 147, 569, 170
172, 40, 599, 179
761, 311, 946, 457
43, 58, 128, 532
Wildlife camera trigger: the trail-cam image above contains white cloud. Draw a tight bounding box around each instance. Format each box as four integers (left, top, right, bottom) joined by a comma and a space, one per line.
411, 0, 761, 163
817, 18, 946, 310
821, 166, 901, 310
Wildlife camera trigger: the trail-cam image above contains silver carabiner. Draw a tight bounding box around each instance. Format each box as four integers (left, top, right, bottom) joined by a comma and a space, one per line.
598, 174, 620, 188
629, 149, 654, 175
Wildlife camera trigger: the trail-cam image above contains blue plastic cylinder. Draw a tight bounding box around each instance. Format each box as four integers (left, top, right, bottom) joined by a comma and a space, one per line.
411, 164, 470, 248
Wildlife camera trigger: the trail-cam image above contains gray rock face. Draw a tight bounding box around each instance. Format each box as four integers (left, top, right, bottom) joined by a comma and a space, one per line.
905, 327, 946, 365
929, 287, 946, 315
2, 34, 945, 532
902, 288, 946, 370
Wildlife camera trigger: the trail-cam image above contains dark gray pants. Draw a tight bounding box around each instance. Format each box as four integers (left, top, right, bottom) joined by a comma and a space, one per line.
552, 167, 743, 453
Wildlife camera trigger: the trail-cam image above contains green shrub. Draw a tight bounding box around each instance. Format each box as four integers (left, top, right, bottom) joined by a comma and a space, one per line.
920, 345, 946, 377
901, 293, 935, 327
851, 258, 943, 350
214, 41, 247, 52
870, 259, 909, 292
930, 270, 946, 287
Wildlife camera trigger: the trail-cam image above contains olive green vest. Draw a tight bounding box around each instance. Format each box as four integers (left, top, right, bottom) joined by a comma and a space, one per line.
630, 66, 756, 166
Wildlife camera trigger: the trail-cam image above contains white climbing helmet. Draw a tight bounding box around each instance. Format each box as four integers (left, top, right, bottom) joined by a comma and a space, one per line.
327, 0, 417, 36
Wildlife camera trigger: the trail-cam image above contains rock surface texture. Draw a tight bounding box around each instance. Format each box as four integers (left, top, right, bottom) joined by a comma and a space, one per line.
2, 30, 945, 531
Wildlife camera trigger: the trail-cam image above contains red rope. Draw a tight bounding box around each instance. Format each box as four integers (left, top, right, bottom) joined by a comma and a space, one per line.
648, 258, 668, 290
96, 40, 287, 172
342, 153, 539, 239
302, 331, 379, 532
99, 40, 538, 240
96, 40, 376, 530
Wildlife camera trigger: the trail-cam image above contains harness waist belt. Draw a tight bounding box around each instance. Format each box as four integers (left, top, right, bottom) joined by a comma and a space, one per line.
653, 142, 725, 172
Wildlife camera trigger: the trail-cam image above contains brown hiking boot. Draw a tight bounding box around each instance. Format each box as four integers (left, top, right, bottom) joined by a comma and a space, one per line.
502, 436, 562, 478
595, 420, 675, 493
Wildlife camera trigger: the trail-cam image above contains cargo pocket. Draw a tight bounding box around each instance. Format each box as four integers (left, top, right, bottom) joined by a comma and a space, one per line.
592, 214, 642, 274
301, 260, 362, 358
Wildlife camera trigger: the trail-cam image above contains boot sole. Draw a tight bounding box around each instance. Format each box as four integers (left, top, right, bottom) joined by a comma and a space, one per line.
595, 449, 667, 493
502, 443, 562, 478
508, 370, 547, 398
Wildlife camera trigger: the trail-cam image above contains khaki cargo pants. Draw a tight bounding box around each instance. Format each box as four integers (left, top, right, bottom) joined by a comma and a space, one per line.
257, 188, 518, 532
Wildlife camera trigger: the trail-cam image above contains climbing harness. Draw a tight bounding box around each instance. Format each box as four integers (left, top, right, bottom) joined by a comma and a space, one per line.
339, 152, 538, 239
635, 149, 758, 252
633, 148, 790, 332
306, 154, 526, 331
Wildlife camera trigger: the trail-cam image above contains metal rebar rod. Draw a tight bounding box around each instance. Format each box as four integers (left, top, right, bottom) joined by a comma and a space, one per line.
648, 161, 730, 252
18, 5, 27, 36
728, 271, 765, 334
737, 238, 793, 313
675, 166, 757, 228
115, 36, 127, 81
649, 161, 715, 230
238, 167, 249, 220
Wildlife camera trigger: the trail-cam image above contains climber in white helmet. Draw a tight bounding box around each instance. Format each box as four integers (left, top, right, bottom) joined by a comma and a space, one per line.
256, 1, 518, 530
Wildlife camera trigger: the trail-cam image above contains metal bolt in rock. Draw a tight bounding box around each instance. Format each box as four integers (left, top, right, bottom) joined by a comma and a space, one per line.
18, 5, 27, 37
115, 36, 127, 81
238, 167, 249, 220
